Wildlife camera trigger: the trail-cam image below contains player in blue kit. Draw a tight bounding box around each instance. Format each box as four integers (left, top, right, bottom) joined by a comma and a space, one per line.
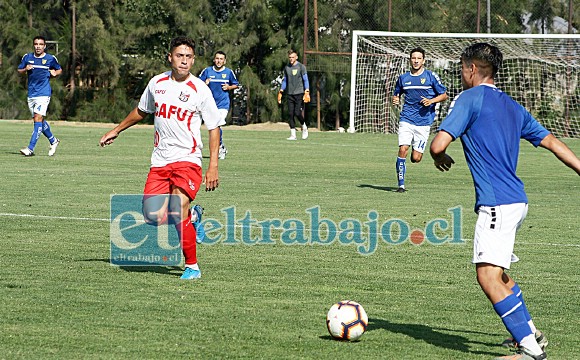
392, 47, 448, 192
431, 43, 580, 360
199, 51, 239, 159
17, 36, 62, 157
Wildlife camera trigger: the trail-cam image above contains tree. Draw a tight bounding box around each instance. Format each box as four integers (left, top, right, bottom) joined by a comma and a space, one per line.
529, 0, 555, 34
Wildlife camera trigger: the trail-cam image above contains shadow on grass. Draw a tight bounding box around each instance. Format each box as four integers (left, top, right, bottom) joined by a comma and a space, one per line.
357, 184, 401, 192
368, 318, 503, 356
82, 258, 182, 277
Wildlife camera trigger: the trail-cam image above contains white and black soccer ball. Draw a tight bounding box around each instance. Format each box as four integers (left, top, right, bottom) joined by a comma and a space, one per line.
326, 300, 368, 341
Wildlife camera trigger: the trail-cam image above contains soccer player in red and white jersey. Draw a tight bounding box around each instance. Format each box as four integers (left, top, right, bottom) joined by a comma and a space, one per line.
99, 36, 224, 280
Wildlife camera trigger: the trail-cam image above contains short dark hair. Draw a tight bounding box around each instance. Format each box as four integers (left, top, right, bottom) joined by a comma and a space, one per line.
33, 36, 46, 44
409, 47, 425, 58
460, 42, 503, 78
169, 36, 196, 54
215, 50, 226, 58
288, 49, 298, 56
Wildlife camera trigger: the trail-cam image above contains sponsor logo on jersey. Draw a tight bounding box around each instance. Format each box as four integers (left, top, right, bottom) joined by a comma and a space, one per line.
421, 78, 426, 84
222, 74, 227, 79
292, 69, 298, 76
404, 82, 411, 85
155, 102, 195, 122
155, 90, 166, 94
42, 59, 47, 65
178, 91, 190, 102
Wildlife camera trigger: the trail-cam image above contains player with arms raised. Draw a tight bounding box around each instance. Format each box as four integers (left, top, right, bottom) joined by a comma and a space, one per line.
431, 42, 580, 360
99, 36, 224, 280
392, 47, 448, 192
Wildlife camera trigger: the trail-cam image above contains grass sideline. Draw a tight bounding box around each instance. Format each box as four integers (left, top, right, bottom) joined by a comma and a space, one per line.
0, 121, 578, 359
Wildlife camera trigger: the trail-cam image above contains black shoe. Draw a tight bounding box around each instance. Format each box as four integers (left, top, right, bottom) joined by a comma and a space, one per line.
396, 187, 406, 193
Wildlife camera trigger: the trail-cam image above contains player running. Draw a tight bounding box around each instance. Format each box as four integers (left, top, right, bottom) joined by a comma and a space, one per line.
431, 42, 580, 360
392, 47, 448, 192
199, 51, 239, 159
99, 36, 224, 280
17, 36, 62, 157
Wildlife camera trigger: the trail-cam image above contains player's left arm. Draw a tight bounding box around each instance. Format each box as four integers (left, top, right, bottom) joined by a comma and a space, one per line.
421, 92, 448, 106
225, 69, 239, 91
49, 68, 62, 77
49, 57, 62, 77
539, 134, 580, 175
302, 66, 311, 102
421, 72, 448, 106
430, 130, 455, 172
204, 127, 221, 191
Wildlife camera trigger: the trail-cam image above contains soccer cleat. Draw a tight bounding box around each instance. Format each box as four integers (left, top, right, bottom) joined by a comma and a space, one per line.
218, 144, 228, 160
20, 148, 34, 156
396, 187, 406, 193
287, 135, 297, 141
502, 331, 548, 351
302, 128, 309, 140
192, 205, 205, 244
493, 345, 547, 360
180, 267, 201, 280
48, 138, 60, 156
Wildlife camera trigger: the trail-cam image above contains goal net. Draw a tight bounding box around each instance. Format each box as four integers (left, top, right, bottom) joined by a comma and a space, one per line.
349, 31, 580, 138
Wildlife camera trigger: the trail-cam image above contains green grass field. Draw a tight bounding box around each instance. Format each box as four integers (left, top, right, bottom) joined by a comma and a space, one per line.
0, 120, 578, 359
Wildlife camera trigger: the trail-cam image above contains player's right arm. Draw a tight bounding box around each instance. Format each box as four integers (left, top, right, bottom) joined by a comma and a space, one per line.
278, 73, 287, 104
392, 75, 403, 105
430, 130, 455, 172
539, 134, 580, 175
17, 54, 32, 74
99, 108, 148, 147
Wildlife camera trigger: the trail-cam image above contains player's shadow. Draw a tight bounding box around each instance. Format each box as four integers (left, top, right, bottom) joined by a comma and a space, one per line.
81, 258, 182, 277
368, 318, 502, 356
357, 184, 401, 192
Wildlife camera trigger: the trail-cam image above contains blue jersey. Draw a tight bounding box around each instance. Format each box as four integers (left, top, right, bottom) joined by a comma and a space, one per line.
18, 52, 61, 97
439, 84, 550, 211
393, 69, 447, 126
199, 66, 239, 110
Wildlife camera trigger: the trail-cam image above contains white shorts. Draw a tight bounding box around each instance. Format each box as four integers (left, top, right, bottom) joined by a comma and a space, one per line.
472, 203, 528, 269
217, 109, 229, 123
398, 121, 430, 153
28, 96, 51, 117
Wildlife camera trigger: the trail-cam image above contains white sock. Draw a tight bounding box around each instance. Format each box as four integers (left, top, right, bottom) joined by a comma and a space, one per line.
302, 124, 307, 130
290, 128, 296, 137
528, 320, 537, 334
519, 333, 543, 355
185, 263, 199, 270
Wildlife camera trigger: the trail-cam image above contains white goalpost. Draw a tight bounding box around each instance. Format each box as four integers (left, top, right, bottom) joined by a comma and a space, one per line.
349, 31, 580, 138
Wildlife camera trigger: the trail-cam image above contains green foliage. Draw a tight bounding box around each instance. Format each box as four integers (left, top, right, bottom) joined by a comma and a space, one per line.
0, 0, 576, 126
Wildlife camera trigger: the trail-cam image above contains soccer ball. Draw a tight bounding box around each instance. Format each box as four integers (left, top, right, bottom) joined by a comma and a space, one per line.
326, 300, 368, 341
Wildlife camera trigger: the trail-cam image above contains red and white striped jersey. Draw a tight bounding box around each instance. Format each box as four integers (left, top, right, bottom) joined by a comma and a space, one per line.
138, 71, 224, 168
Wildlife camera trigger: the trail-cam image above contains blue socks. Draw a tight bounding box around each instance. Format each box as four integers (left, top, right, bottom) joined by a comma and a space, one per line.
493, 293, 533, 343
42, 121, 56, 144
396, 157, 406, 188
27, 122, 43, 151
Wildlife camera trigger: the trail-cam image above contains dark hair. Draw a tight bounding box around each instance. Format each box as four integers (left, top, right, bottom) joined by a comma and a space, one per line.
33, 36, 46, 44
215, 50, 226, 58
169, 36, 196, 54
409, 47, 425, 58
288, 49, 298, 56
460, 42, 503, 78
